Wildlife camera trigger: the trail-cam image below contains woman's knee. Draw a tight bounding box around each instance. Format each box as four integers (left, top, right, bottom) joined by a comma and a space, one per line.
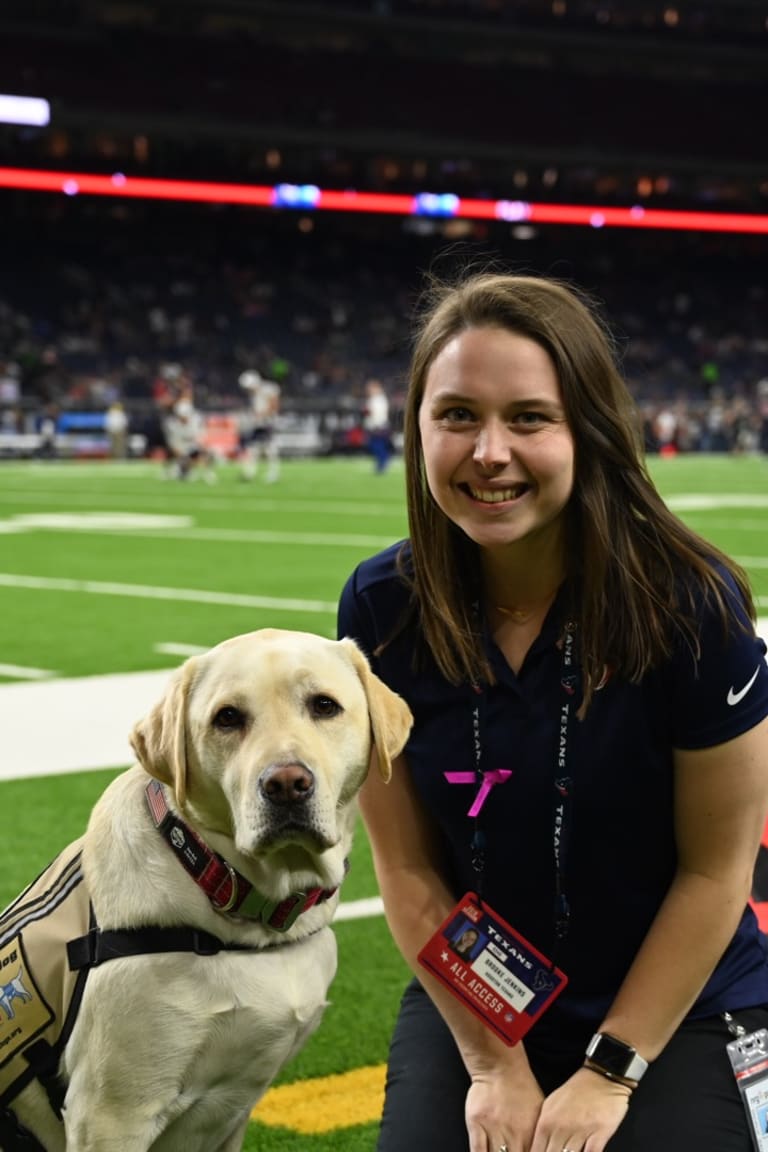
377, 980, 469, 1152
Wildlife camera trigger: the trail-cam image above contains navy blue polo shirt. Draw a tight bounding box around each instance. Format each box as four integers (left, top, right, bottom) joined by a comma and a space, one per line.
338, 540, 768, 1022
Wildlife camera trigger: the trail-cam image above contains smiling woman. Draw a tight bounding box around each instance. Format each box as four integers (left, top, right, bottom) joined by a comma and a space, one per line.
337, 270, 768, 1152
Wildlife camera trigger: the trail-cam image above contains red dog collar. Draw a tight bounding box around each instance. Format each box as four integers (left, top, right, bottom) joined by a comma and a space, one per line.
145, 780, 341, 931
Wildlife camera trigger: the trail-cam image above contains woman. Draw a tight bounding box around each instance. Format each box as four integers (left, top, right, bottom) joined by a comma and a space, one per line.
337, 272, 768, 1152
452, 924, 481, 959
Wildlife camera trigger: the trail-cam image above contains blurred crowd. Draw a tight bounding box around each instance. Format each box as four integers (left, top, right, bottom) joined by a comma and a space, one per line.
0, 204, 767, 457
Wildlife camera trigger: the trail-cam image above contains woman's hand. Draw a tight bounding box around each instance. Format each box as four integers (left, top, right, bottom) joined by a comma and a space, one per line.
465, 1066, 545, 1152
530, 1067, 631, 1152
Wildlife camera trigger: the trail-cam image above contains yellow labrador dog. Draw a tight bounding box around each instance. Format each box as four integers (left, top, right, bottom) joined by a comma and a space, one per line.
0, 629, 412, 1152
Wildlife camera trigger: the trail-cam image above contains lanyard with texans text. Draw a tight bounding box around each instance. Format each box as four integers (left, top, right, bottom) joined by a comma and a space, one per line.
444, 619, 579, 961
417, 621, 577, 1044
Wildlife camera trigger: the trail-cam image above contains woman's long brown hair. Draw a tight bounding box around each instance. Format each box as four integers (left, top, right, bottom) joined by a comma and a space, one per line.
399, 271, 755, 714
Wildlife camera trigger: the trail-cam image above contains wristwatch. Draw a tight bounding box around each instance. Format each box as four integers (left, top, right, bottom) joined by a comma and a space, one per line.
585, 1032, 649, 1084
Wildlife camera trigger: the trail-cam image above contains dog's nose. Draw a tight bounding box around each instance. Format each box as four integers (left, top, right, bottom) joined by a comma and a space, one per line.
259, 762, 315, 805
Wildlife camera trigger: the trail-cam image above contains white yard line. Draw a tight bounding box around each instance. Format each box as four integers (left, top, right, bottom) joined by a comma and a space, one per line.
335, 897, 384, 921
0, 573, 337, 615
0, 663, 55, 679
154, 642, 210, 657
0, 669, 172, 780
1, 511, 397, 548
667, 494, 768, 510
31, 525, 397, 548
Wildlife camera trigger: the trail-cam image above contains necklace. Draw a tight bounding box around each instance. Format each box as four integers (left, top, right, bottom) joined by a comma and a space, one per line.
494, 603, 537, 624
493, 582, 562, 626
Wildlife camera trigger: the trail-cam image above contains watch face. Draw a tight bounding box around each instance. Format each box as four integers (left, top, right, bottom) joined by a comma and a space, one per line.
590, 1034, 635, 1076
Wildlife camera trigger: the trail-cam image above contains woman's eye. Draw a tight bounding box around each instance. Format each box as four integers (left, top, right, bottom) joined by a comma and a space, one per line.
212, 706, 246, 730
440, 406, 475, 423
309, 694, 342, 719
514, 411, 547, 426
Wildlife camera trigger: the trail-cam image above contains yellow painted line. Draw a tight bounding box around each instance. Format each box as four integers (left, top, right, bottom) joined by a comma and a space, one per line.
251, 1064, 386, 1133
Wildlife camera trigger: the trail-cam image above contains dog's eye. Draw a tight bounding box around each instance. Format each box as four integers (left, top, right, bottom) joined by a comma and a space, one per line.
212, 706, 246, 730
309, 694, 342, 719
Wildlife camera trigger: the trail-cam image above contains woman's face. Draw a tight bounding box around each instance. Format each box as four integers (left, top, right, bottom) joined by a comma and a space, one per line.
418, 325, 575, 555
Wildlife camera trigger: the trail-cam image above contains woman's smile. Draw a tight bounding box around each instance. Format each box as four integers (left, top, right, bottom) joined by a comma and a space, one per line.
462, 482, 532, 505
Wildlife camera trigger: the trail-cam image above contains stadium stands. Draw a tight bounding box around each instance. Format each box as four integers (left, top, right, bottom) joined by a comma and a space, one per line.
1, 197, 766, 460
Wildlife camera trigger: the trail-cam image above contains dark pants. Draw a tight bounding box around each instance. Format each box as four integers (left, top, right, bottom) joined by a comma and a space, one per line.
368, 431, 391, 473
377, 979, 767, 1152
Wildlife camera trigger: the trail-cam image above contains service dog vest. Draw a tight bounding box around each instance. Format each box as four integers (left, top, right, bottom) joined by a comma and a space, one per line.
0, 836, 275, 1134
0, 799, 327, 1149
0, 840, 89, 1115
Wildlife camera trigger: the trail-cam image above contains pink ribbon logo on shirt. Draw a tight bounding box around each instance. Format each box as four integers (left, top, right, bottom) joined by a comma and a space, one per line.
444, 769, 513, 816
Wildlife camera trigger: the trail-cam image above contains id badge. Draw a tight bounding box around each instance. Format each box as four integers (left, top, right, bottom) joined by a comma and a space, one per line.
727, 1028, 768, 1151
417, 891, 568, 1046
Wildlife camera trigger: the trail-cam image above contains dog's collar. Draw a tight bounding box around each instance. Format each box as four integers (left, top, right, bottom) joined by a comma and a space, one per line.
144, 780, 341, 932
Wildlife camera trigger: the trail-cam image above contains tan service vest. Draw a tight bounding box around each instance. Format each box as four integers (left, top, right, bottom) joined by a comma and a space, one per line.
0, 839, 90, 1112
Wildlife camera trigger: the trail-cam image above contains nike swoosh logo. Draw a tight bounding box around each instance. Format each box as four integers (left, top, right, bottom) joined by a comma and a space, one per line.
727, 665, 761, 706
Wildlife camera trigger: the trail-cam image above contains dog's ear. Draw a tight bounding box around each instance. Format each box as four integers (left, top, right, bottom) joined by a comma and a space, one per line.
341, 638, 413, 783
129, 658, 198, 807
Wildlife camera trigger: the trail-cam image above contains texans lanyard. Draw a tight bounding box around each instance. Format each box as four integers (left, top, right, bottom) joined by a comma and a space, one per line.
445, 621, 579, 953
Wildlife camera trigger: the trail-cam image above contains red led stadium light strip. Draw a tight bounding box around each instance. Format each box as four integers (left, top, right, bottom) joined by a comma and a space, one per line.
0, 168, 274, 206
1, 167, 768, 234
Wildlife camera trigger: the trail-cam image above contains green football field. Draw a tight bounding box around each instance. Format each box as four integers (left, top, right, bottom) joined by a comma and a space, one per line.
1, 452, 767, 1149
